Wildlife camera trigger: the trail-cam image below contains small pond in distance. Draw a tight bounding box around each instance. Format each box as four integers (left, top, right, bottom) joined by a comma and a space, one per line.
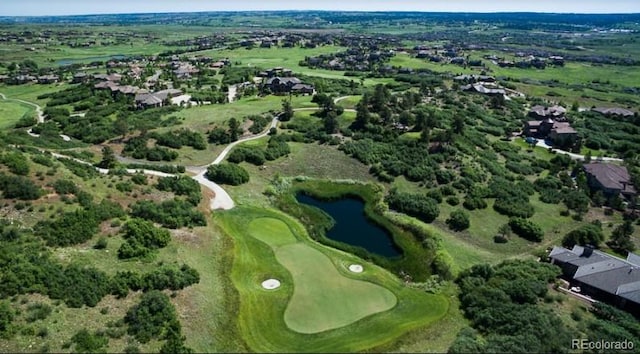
296, 194, 402, 257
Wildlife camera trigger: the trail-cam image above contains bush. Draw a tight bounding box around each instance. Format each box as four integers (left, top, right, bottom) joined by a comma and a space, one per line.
446, 196, 460, 206
53, 179, 78, 195
155, 176, 201, 205
125, 291, 179, 343
562, 224, 605, 247
509, 218, 544, 242
129, 199, 206, 229
117, 219, 171, 259
385, 190, 439, 223
205, 163, 249, 186
447, 209, 470, 231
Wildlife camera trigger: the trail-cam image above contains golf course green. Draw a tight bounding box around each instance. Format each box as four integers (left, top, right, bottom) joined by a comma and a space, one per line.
218, 206, 449, 352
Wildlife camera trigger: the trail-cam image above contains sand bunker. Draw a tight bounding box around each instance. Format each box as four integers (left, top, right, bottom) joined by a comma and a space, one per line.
348, 264, 363, 273
261, 278, 281, 290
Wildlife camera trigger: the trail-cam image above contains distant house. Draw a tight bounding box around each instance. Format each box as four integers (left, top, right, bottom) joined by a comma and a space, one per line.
524, 105, 576, 146
265, 77, 301, 94
290, 83, 315, 95
453, 74, 495, 83
524, 117, 577, 146
583, 163, 637, 199
461, 83, 505, 96
134, 88, 182, 109
592, 107, 635, 118
549, 245, 640, 315
37, 74, 59, 84
549, 55, 565, 66
528, 105, 567, 119
72, 72, 90, 84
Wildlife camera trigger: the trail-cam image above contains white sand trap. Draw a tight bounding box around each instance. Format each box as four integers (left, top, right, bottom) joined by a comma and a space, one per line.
348, 264, 364, 273
261, 278, 281, 290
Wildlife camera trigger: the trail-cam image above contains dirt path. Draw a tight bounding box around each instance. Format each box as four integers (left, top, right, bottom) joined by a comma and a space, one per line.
535, 140, 622, 162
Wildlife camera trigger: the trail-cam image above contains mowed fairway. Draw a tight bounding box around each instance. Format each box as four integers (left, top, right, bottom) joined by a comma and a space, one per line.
276, 243, 397, 334
219, 207, 449, 352
0, 100, 32, 130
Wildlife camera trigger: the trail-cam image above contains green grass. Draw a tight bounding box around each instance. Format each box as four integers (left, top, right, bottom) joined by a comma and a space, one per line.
217, 206, 450, 352
278, 243, 397, 334
247, 218, 397, 334
0, 99, 33, 130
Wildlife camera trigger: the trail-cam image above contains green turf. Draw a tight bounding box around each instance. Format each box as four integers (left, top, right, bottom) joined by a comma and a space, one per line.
0, 99, 32, 130
248, 217, 297, 247
277, 243, 397, 334
218, 206, 449, 352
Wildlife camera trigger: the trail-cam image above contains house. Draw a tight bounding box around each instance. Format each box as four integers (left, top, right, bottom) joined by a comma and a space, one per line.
524, 117, 577, 146
549, 245, 640, 315
592, 107, 635, 118
37, 74, 59, 84
72, 72, 90, 84
265, 77, 301, 93
134, 89, 183, 109
461, 83, 505, 96
454, 74, 496, 83
583, 163, 637, 199
528, 105, 567, 119
290, 83, 315, 95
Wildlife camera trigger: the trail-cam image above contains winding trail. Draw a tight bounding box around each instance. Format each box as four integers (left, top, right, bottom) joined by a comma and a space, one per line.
535, 140, 623, 162
0, 92, 71, 141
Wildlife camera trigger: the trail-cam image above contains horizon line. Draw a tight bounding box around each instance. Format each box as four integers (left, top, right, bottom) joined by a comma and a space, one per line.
4, 9, 640, 18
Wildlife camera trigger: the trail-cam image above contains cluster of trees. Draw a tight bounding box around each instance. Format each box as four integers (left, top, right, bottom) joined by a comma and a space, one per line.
156, 176, 202, 206
205, 163, 250, 186
386, 189, 440, 223
227, 135, 291, 166
0, 232, 200, 310
118, 219, 171, 260
508, 217, 544, 242
0, 173, 42, 200
446, 209, 470, 231
150, 129, 207, 150
129, 199, 206, 229
35, 199, 125, 246
562, 222, 605, 248
1, 152, 29, 175
449, 260, 571, 353
488, 177, 536, 219
123, 136, 179, 162
125, 290, 194, 353
208, 117, 241, 145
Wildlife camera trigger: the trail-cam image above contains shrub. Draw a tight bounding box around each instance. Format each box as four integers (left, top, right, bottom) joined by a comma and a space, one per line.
446, 196, 460, 206
447, 209, 470, 231
205, 163, 249, 186
117, 219, 171, 260
386, 190, 440, 223
508, 218, 544, 242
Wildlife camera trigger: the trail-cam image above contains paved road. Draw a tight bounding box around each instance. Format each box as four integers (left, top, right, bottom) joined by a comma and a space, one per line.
535, 140, 622, 162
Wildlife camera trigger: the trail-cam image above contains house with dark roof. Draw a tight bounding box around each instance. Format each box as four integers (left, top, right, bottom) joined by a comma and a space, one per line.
583, 163, 637, 199
134, 88, 183, 109
461, 83, 505, 96
550, 245, 640, 314
264, 77, 314, 95
592, 107, 635, 118
524, 105, 577, 147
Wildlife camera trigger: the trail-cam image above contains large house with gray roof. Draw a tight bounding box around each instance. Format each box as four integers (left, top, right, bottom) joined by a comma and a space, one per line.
550, 245, 640, 314
583, 163, 636, 200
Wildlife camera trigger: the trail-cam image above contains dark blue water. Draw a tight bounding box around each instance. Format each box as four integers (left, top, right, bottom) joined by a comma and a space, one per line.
57, 54, 127, 66
296, 194, 402, 257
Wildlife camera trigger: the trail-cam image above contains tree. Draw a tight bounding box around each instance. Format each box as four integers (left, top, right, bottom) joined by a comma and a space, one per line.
228, 118, 240, 141
205, 163, 249, 186
0, 301, 13, 335
452, 115, 465, 135
447, 209, 470, 231
607, 220, 636, 254
114, 115, 129, 140
280, 99, 294, 122
98, 146, 117, 169
125, 291, 179, 343
323, 110, 339, 134
562, 224, 605, 247
353, 98, 371, 130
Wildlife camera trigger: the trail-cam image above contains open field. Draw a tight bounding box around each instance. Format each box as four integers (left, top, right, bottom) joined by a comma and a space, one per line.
217, 206, 449, 352
0, 100, 32, 130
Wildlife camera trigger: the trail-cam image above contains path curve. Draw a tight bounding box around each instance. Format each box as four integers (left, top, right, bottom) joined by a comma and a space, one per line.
535, 140, 622, 162
0, 92, 70, 141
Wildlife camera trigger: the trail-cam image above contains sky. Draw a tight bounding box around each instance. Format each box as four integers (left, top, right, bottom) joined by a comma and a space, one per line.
1, 0, 639, 17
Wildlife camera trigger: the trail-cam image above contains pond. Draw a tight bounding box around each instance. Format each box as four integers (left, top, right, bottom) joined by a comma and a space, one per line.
296, 194, 402, 257
57, 54, 127, 66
